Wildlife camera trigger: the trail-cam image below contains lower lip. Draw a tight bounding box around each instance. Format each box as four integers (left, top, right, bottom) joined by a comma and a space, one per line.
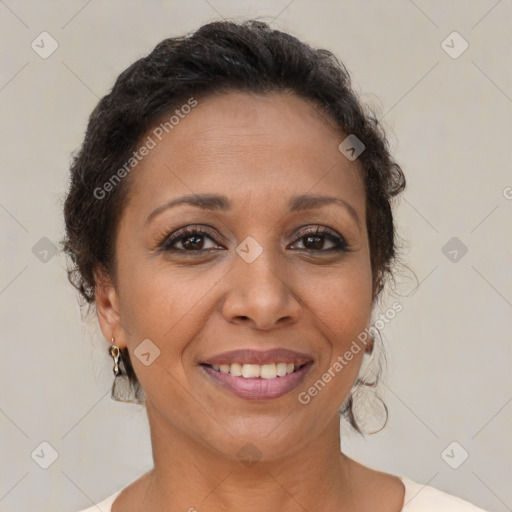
200, 362, 313, 400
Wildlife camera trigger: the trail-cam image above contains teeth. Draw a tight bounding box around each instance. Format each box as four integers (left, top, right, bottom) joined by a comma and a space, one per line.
276, 362, 288, 377
209, 362, 300, 378
242, 364, 261, 378
229, 363, 242, 376
219, 364, 230, 374
260, 364, 276, 379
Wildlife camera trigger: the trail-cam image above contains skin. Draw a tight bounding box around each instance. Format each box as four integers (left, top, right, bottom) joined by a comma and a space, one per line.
95, 91, 405, 511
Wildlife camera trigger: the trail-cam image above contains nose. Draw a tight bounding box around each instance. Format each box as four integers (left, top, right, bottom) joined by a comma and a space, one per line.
220, 243, 301, 330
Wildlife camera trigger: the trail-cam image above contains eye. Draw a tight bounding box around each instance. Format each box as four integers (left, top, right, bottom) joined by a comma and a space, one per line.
290, 226, 350, 253
159, 226, 222, 253
157, 225, 351, 255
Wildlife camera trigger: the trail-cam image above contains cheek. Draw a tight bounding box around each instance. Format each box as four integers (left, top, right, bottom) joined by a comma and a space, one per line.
306, 254, 373, 333
117, 268, 202, 410
301, 307, 370, 413
117, 260, 226, 381
302, 257, 373, 395
118, 254, 219, 331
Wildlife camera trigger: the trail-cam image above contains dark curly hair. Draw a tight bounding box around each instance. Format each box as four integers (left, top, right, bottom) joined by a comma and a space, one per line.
60, 18, 405, 434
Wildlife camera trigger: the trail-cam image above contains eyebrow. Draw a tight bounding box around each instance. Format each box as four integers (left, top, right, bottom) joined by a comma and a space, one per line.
145, 193, 360, 227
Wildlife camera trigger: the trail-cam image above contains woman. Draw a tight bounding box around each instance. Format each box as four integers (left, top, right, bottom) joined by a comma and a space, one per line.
62, 19, 488, 512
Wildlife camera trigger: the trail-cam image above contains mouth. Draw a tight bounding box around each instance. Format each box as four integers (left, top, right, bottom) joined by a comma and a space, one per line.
200, 361, 308, 378
199, 361, 313, 400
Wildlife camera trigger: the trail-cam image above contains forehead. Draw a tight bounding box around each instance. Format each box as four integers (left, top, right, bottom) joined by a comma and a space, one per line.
124, 91, 365, 218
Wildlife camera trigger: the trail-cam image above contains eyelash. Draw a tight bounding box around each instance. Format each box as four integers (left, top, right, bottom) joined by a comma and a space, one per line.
157, 225, 352, 254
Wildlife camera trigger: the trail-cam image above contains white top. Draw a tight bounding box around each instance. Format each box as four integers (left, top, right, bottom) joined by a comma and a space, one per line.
75, 476, 489, 511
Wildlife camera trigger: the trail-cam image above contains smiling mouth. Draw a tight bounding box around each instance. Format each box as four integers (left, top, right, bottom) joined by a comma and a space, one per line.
199, 361, 313, 400
200, 362, 307, 379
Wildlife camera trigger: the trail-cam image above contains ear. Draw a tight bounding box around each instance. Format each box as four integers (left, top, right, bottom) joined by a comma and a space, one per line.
94, 266, 127, 349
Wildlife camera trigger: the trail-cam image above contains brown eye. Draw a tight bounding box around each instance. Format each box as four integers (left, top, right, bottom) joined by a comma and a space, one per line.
179, 234, 208, 250
158, 225, 350, 254
160, 227, 221, 252
300, 235, 334, 251
291, 227, 350, 253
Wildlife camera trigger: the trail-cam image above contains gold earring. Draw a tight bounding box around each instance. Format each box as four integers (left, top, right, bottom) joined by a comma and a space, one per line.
108, 337, 145, 404
109, 338, 121, 376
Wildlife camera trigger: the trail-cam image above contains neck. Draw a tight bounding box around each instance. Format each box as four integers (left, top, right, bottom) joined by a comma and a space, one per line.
140, 401, 358, 512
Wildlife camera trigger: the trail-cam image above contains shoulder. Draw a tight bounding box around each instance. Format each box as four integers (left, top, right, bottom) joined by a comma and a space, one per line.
400, 476, 489, 511
73, 488, 123, 512
75, 469, 152, 511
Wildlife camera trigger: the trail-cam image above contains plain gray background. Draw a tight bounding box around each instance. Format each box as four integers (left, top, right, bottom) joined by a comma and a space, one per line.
1, 1, 511, 511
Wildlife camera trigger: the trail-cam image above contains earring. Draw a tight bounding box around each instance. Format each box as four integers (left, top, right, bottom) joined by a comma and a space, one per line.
109, 337, 145, 404
109, 341, 121, 376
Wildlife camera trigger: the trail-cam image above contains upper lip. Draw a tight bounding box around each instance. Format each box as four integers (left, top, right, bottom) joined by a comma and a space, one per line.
201, 348, 314, 366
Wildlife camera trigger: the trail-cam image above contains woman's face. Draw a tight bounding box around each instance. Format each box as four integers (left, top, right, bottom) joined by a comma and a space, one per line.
97, 91, 373, 461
